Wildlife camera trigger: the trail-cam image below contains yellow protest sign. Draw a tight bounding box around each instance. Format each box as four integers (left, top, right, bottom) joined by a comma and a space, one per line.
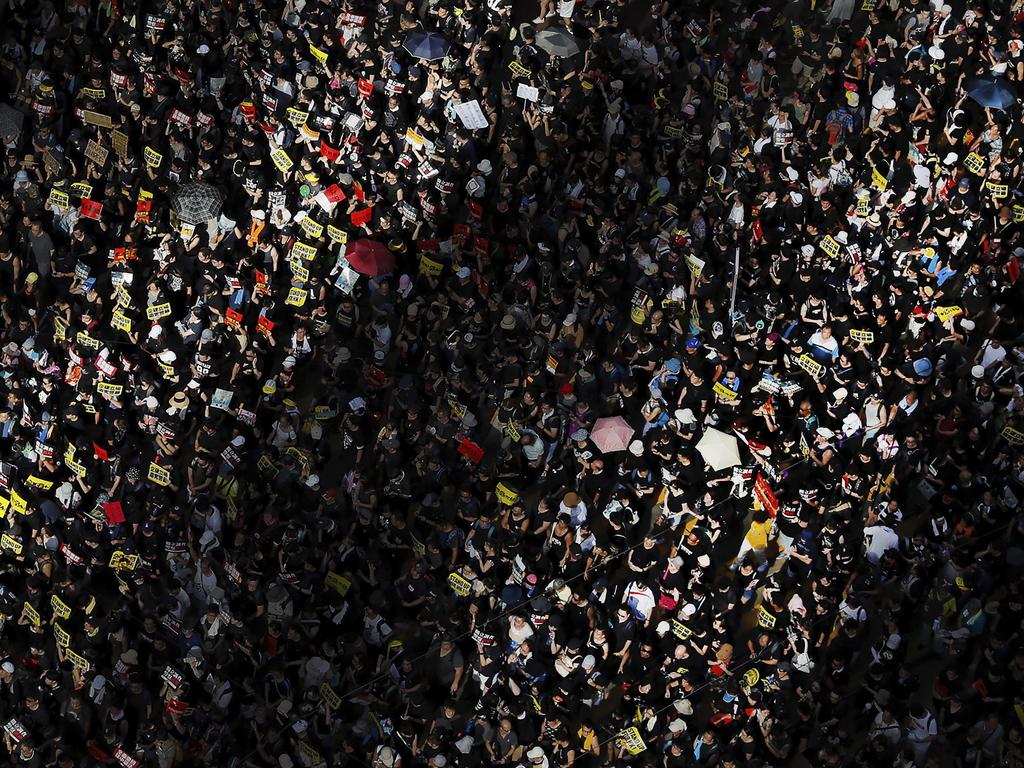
797, 354, 824, 379
291, 241, 318, 261
309, 43, 329, 64
819, 235, 841, 258
986, 180, 1008, 199
1015, 205, 1024, 223
65, 457, 87, 478
146, 303, 172, 320
22, 602, 40, 627
76, 332, 100, 349
0, 534, 22, 555
849, 329, 874, 344
324, 571, 351, 596
143, 146, 163, 167
0, 496, 8, 517
297, 742, 323, 768
26, 476, 54, 491
115, 283, 132, 307
286, 107, 310, 127
111, 311, 133, 333
300, 216, 324, 239
964, 152, 985, 175
870, 166, 887, 191
109, 551, 140, 571
405, 128, 425, 148
713, 81, 728, 101
54, 317, 67, 342
53, 623, 71, 647
270, 149, 294, 172
10, 491, 27, 514
744, 668, 761, 687
48, 189, 70, 210
291, 263, 310, 284
671, 620, 692, 640
1002, 425, 1024, 446
147, 462, 171, 486
854, 199, 870, 217
618, 727, 647, 755
504, 420, 521, 443
320, 683, 342, 710
448, 572, 473, 596
419, 255, 443, 276
684, 254, 705, 276
285, 287, 308, 307
508, 61, 531, 78
51, 595, 72, 619
713, 381, 739, 401
65, 648, 90, 671
934, 306, 963, 322
757, 604, 776, 628
326, 225, 348, 243
495, 482, 519, 505
70, 182, 93, 199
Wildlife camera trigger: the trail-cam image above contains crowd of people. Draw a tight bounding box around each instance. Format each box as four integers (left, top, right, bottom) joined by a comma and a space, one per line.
0, 0, 1024, 765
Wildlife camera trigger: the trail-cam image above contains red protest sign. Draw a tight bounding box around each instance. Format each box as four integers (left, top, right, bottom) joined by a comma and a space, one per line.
103, 501, 125, 525
323, 184, 346, 203
353, 183, 365, 202
320, 141, 340, 161
350, 208, 372, 227
92, 442, 109, 461
257, 315, 274, 337
357, 78, 374, 98
458, 438, 484, 464
753, 474, 779, 518
225, 308, 243, 327
80, 199, 103, 220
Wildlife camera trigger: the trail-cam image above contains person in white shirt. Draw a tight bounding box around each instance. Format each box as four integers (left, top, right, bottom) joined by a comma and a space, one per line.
808, 325, 840, 362
977, 338, 1007, 370
863, 523, 899, 564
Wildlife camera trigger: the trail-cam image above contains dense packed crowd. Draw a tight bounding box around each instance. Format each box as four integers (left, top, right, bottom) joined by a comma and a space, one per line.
1, 0, 1024, 765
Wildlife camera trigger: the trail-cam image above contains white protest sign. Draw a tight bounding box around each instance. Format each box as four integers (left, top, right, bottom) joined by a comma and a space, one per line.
516, 84, 540, 102
454, 100, 489, 130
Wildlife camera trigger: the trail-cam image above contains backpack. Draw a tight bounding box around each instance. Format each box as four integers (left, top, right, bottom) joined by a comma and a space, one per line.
825, 110, 846, 146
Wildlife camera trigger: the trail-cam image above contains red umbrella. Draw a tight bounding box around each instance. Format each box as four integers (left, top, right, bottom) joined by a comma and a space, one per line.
346, 239, 395, 276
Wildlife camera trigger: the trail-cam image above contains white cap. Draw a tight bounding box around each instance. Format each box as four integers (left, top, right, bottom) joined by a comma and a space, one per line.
456, 266, 471, 278
305, 474, 320, 487
1, 662, 13, 674
972, 365, 986, 378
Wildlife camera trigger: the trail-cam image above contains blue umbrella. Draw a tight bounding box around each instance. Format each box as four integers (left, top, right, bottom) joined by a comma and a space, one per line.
403, 31, 450, 61
967, 76, 1017, 111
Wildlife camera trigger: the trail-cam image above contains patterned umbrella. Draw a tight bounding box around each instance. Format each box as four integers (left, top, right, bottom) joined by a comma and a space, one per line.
171, 182, 224, 224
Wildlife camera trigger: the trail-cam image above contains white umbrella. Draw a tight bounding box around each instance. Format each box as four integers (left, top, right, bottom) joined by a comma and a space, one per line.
696, 428, 741, 471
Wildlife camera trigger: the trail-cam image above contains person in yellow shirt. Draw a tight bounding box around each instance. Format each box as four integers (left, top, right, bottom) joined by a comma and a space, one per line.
730, 508, 775, 572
